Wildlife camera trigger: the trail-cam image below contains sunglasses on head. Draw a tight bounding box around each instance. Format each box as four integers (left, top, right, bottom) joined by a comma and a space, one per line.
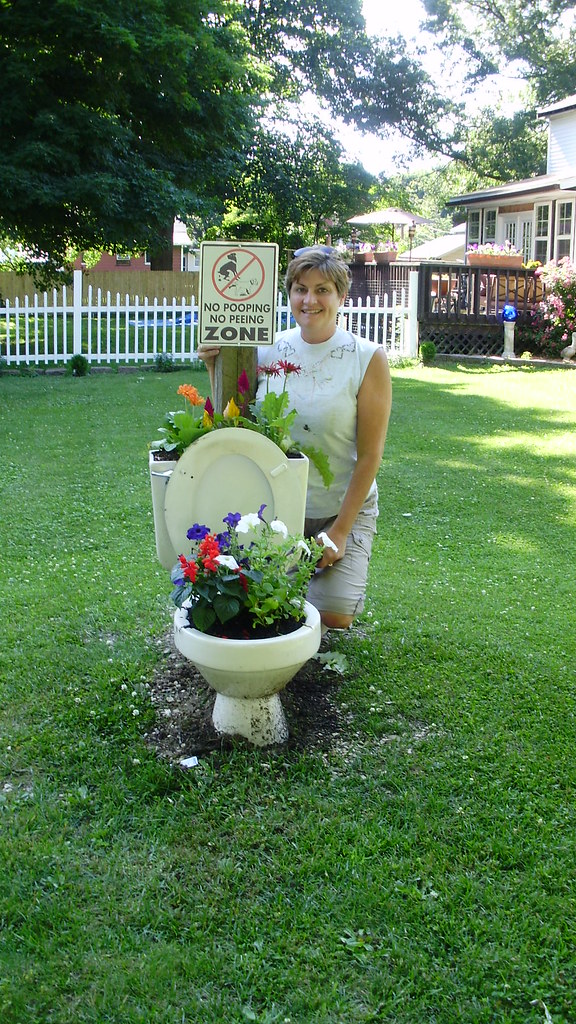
293, 245, 336, 257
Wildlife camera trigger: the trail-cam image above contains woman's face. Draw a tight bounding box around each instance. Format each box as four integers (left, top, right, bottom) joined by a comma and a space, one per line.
289, 268, 344, 343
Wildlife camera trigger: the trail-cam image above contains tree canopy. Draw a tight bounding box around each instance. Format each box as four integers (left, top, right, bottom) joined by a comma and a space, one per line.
0, 0, 263, 277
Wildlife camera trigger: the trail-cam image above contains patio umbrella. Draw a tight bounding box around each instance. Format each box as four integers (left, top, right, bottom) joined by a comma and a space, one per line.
347, 207, 429, 227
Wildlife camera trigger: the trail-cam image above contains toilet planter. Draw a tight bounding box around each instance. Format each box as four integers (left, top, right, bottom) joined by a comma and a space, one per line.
149, 370, 333, 570
174, 601, 321, 745
150, 373, 331, 747
169, 511, 324, 746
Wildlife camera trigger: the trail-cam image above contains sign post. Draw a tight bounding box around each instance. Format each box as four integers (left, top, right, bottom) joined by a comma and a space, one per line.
198, 241, 278, 412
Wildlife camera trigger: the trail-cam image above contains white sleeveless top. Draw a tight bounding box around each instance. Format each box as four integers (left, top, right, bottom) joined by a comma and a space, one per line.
256, 326, 379, 517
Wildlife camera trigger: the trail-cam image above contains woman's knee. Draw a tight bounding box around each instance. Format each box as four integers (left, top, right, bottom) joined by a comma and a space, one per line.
321, 610, 354, 630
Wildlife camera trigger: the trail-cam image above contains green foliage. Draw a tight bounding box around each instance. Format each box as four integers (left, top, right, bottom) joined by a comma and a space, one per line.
217, 123, 376, 257
418, 0, 575, 178
0, 0, 264, 282
419, 341, 437, 364
153, 352, 176, 373
67, 354, 90, 377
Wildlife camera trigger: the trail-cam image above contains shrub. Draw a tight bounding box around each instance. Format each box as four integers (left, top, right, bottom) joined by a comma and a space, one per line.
419, 341, 437, 365
154, 351, 176, 373
68, 353, 90, 376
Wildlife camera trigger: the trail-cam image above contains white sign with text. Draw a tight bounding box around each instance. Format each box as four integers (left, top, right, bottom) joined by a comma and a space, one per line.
198, 241, 278, 346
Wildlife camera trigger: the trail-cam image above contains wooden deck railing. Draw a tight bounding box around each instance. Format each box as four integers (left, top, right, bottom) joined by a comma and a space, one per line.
418, 262, 544, 326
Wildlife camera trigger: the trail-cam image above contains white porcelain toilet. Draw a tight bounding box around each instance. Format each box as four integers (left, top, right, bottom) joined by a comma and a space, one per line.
150, 430, 321, 745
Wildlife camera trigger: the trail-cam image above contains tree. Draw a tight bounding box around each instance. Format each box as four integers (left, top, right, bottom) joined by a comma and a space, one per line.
216, 123, 376, 260
0, 0, 263, 280
412, 0, 576, 179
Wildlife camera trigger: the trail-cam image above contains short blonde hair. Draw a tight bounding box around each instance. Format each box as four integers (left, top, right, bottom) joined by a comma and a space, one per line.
285, 246, 351, 299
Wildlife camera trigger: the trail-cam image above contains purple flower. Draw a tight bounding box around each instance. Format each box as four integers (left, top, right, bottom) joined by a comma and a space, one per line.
257, 504, 267, 520
187, 523, 210, 541
223, 511, 242, 529
216, 530, 232, 549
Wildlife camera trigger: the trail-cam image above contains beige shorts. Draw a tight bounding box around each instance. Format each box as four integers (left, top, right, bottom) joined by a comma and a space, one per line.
305, 497, 378, 617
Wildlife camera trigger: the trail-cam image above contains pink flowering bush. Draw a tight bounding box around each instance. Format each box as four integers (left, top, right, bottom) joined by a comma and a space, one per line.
520, 258, 576, 358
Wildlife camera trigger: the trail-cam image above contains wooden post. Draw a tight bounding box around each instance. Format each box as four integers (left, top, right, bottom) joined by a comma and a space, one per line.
213, 346, 258, 414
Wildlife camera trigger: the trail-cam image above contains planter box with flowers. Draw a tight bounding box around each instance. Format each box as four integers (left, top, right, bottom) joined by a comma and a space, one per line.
149, 362, 333, 605
374, 242, 398, 264
354, 243, 375, 264
466, 241, 523, 269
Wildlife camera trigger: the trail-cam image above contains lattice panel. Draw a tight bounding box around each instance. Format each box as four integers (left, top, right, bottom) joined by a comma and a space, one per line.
420, 324, 504, 357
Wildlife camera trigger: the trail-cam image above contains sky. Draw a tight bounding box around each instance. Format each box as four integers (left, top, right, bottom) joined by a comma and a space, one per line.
330, 0, 527, 178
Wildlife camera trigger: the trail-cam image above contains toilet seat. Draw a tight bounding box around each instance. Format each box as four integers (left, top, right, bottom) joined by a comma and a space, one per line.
164, 430, 308, 558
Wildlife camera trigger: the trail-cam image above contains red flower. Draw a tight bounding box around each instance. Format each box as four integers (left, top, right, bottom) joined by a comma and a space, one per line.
277, 359, 301, 376
237, 369, 251, 395
199, 534, 220, 558
182, 559, 198, 582
257, 362, 282, 377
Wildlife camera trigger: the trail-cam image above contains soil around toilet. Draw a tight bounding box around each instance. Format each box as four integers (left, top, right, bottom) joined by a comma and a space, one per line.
146, 631, 346, 761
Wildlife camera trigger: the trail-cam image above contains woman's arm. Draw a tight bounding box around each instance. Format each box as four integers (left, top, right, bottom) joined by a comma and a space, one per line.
316, 346, 392, 568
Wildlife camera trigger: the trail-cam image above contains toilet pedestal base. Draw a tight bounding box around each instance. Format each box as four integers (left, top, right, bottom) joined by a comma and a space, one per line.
212, 692, 289, 747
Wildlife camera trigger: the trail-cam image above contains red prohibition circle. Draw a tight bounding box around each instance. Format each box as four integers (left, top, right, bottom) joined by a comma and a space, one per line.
211, 249, 266, 302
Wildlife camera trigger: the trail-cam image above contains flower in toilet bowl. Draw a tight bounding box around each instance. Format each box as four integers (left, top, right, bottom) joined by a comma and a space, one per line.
170, 506, 323, 638
152, 383, 212, 456
152, 367, 333, 487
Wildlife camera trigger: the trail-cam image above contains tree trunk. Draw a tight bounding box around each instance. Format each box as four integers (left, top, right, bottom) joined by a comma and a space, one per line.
149, 222, 175, 271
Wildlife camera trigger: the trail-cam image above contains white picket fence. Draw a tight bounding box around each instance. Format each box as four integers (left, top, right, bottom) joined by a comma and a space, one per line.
0, 269, 418, 367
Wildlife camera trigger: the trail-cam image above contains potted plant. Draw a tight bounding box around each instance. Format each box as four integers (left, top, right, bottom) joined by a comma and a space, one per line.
354, 243, 375, 264
466, 241, 523, 268
171, 507, 323, 638
170, 507, 324, 745
150, 365, 332, 486
374, 241, 398, 264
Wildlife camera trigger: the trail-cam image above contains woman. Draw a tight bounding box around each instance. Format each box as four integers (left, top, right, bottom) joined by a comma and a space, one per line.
198, 245, 392, 631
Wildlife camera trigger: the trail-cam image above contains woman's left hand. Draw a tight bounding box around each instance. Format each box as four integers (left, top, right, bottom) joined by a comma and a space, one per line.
317, 528, 346, 569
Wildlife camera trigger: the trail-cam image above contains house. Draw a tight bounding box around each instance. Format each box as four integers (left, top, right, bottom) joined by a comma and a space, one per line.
397, 223, 466, 263
447, 95, 576, 263
75, 219, 199, 272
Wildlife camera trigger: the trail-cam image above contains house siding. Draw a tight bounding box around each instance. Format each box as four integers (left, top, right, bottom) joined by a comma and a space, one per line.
547, 111, 576, 175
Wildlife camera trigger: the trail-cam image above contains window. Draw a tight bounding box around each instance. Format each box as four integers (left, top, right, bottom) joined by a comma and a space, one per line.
115, 252, 131, 265
556, 201, 573, 259
483, 209, 497, 241
535, 204, 550, 263
468, 210, 481, 245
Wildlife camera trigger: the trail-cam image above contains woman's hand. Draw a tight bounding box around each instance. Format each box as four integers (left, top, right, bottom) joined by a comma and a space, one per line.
195, 343, 220, 389
316, 528, 346, 570
196, 343, 220, 366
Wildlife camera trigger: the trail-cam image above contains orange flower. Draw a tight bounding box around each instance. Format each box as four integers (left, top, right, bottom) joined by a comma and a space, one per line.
177, 384, 205, 406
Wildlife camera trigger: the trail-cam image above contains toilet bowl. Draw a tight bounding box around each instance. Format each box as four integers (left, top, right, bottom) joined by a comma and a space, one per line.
150, 429, 321, 745
174, 602, 321, 746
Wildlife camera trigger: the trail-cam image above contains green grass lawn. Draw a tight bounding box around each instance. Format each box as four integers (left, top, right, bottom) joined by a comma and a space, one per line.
1, 361, 575, 1024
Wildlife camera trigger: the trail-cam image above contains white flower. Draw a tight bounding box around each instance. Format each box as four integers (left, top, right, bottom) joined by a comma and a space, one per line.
270, 519, 288, 538
216, 554, 240, 570
236, 513, 262, 533
318, 531, 339, 553
296, 538, 312, 556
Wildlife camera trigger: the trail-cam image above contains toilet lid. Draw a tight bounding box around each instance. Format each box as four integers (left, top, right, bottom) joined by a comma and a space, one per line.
164, 430, 300, 556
